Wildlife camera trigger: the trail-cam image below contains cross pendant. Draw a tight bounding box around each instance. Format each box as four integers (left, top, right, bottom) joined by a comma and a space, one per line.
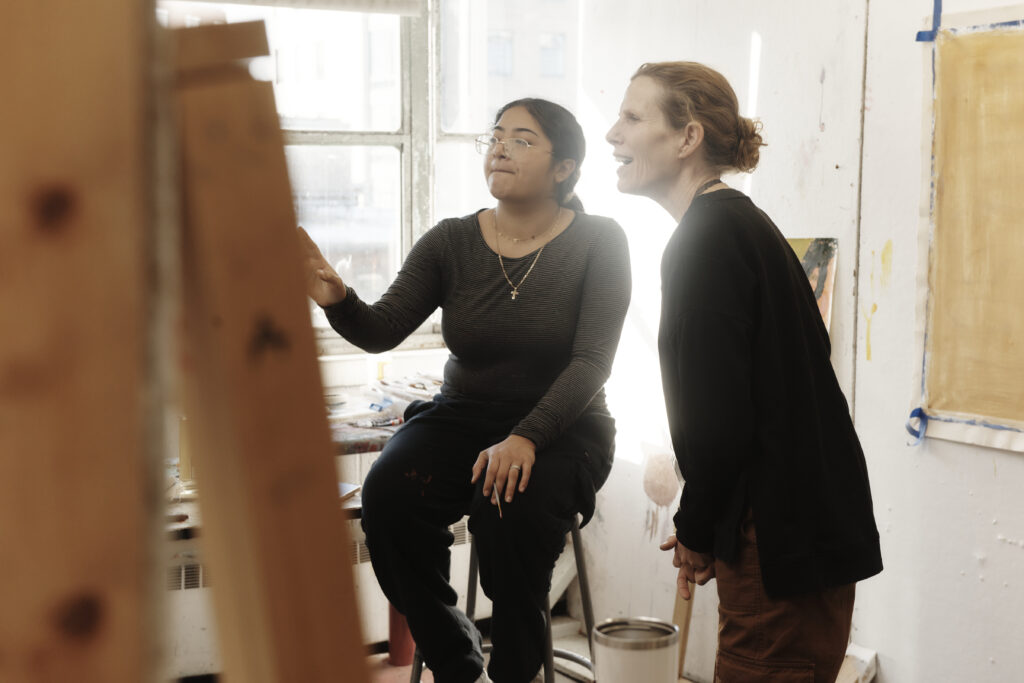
511, 288, 519, 300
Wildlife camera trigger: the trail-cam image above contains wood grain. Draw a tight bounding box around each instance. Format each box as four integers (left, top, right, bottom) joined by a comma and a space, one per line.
672, 584, 694, 679
175, 21, 370, 683
0, 1, 154, 681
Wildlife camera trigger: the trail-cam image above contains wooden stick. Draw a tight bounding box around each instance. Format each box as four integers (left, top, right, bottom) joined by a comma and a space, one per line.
672, 582, 695, 680
174, 21, 369, 683
0, 1, 155, 681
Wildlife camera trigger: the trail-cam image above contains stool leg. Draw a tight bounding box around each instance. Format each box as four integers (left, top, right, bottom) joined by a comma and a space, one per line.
543, 596, 555, 683
570, 518, 595, 653
409, 649, 423, 683
466, 534, 479, 622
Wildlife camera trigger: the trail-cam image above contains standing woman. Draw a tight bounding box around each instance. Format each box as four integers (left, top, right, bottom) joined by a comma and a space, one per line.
301, 98, 630, 683
606, 62, 882, 682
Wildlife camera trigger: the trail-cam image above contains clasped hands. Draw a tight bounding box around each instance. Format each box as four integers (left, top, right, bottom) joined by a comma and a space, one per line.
471, 434, 536, 512
660, 534, 715, 601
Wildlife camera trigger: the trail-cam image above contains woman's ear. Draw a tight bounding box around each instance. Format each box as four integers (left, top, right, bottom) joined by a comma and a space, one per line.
677, 121, 705, 160
552, 158, 577, 184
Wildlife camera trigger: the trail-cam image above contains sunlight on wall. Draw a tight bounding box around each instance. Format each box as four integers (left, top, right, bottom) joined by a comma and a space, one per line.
742, 31, 762, 197
575, 90, 677, 465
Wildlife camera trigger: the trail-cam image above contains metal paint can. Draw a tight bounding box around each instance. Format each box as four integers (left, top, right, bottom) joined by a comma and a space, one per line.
593, 617, 679, 683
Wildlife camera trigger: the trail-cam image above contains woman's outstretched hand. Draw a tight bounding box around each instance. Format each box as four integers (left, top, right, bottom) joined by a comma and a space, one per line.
297, 226, 347, 307
471, 434, 536, 509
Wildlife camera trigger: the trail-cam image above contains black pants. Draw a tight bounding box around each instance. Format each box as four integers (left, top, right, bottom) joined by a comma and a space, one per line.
360, 395, 614, 683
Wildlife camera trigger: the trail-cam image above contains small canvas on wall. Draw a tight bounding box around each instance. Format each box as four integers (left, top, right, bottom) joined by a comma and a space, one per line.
787, 237, 838, 333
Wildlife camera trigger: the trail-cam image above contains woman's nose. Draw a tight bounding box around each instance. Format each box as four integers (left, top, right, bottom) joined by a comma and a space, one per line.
605, 123, 619, 144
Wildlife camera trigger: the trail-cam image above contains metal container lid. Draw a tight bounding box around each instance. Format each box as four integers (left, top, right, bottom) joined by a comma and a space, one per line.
593, 617, 679, 651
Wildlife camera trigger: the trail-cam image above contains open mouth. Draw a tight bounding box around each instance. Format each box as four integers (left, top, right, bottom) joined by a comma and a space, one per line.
614, 155, 634, 166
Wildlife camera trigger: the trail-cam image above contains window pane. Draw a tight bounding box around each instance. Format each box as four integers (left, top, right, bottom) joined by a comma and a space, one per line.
434, 141, 495, 222
440, 0, 580, 134
285, 145, 402, 326
158, 2, 401, 132
539, 33, 566, 78
487, 32, 514, 77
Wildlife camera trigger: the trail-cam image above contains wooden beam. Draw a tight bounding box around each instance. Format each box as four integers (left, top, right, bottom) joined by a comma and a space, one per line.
174, 21, 370, 683
672, 584, 694, 680
0, 1, 154, 682
172, 20, 269, 73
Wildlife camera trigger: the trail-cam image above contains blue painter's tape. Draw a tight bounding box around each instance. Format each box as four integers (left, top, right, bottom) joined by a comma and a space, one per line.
916, 0, 943, 41
906, 407, 929, 444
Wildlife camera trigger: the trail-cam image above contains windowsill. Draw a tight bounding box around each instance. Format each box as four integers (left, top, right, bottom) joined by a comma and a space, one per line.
315, 332, 445, 357
317, 341, 448, 390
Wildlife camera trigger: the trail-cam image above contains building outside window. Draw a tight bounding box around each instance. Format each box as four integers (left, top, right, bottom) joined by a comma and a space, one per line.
539, 33, 566, 78
487, 31, 514, 77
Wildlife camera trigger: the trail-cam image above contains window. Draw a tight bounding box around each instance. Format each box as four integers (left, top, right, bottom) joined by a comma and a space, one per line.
158, 1, 431, 354
487, 32, 514, 77
436, 0, 581, 224
539, 33, 566, 78
158, 0, 582, 355
439, 0, 580, 134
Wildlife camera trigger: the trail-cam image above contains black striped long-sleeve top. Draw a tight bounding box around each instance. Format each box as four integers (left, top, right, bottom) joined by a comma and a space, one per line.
323, 210, 632, 449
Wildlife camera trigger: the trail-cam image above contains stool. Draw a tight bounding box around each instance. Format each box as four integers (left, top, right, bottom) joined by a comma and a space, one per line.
409, 516, 595, 682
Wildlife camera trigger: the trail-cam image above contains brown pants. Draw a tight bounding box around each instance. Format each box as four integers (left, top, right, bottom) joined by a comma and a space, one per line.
713, 515, 855, 683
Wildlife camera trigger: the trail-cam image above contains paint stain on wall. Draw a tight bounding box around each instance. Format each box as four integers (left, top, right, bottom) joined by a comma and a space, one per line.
997, 534, 1024, 548
880, 239, 893, 288
862, 241, 893, 361
818, 67, 827, 132
865, 303, 878, 360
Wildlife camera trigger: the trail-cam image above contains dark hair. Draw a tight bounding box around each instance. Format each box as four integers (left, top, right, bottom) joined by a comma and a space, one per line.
632, 62, 765, 173
493, 98, 586, 211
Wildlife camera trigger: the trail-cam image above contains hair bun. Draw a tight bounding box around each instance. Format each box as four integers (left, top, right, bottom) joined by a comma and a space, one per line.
734, 117, 764, 172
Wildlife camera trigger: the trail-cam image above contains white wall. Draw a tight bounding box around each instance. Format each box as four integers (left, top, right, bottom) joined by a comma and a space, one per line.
574, 1, 1024, 682
854, 1, 1024, 681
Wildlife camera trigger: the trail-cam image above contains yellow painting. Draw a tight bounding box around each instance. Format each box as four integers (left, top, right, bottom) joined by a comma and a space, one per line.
926, 28, 1024, 427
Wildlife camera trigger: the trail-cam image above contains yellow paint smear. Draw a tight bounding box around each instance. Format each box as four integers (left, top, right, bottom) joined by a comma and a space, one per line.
880, 240, 893, 288
865, 302, 877, 361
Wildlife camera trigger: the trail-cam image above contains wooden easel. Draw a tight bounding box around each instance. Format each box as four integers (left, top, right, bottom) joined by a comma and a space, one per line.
1, 5, 369, 681
174, 19, 371, 683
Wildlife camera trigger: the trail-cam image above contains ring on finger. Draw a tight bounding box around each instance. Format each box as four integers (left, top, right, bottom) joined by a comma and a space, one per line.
509, 464, 521, 471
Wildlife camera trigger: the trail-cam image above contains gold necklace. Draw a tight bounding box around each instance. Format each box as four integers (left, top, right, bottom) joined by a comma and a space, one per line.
494, 206, 561, 300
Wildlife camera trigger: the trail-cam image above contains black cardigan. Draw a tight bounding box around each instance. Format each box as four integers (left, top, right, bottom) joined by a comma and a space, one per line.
660, 188, 882, 597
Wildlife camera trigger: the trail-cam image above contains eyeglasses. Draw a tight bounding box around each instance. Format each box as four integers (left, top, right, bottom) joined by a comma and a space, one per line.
474, 134, 551, 160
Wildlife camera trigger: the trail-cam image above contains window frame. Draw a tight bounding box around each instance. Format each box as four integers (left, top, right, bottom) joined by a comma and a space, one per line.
305, 4, 443, 355
432, 1, 480, 154
162, 0, 445, 356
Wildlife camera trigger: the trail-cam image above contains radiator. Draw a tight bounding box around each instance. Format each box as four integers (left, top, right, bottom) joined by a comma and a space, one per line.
162, 502, 574, 677
161, 517, 495, 678
350, 516, 492, 644
163, 542, 220, 679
